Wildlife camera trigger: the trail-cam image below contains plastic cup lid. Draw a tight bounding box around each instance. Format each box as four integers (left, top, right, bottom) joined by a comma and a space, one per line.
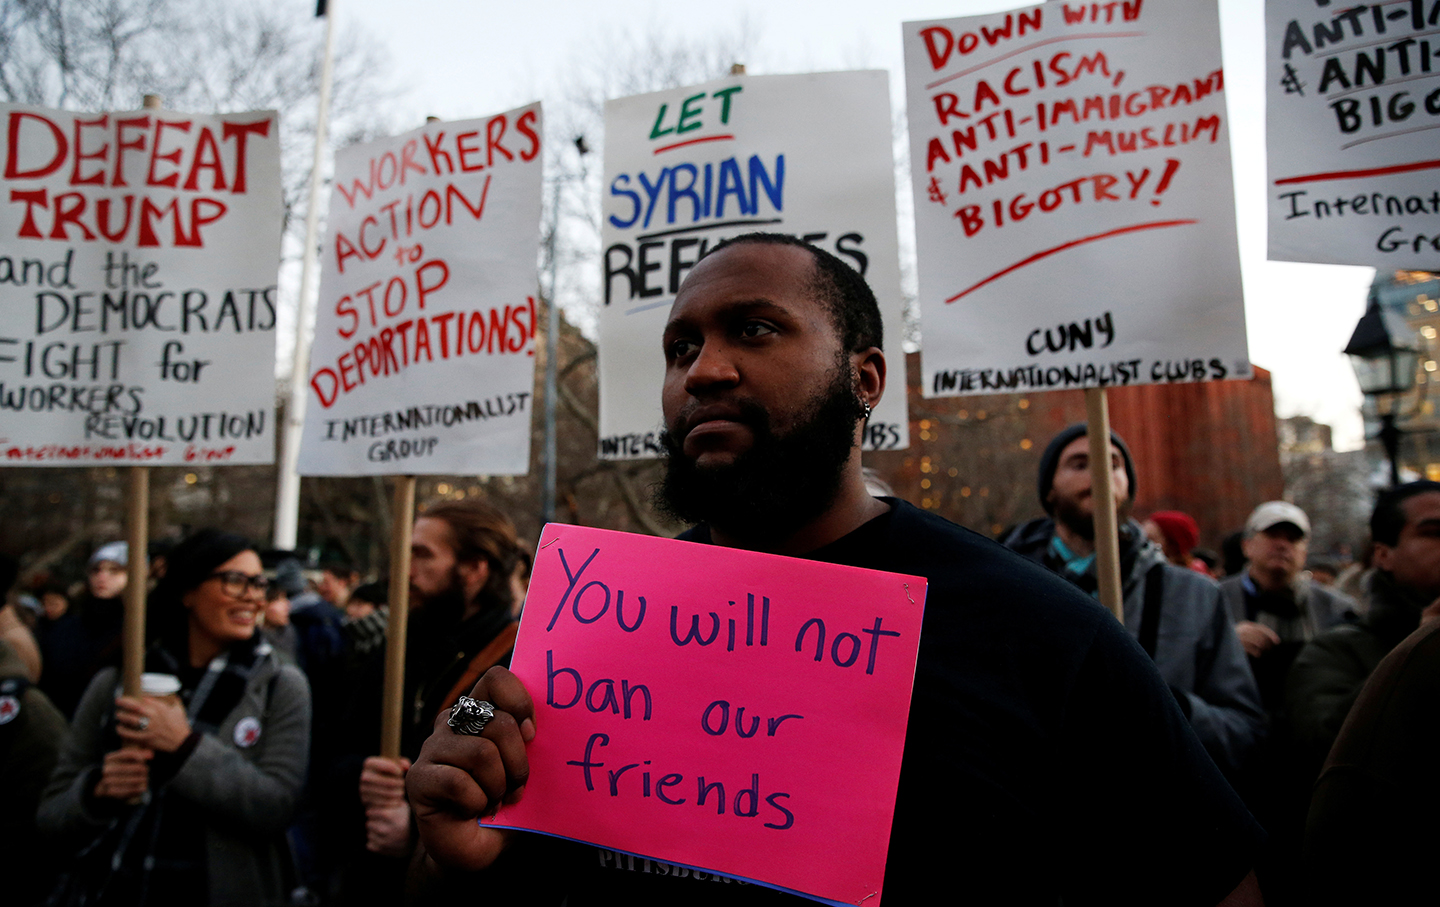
140, 673, 182, 696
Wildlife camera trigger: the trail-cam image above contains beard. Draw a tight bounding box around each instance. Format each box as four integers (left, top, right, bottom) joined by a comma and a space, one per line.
656, 359, 865, 545
1052, 493, 1132, 541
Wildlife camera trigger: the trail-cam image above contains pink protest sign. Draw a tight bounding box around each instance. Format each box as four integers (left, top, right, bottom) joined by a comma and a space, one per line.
490, 523, 927, 906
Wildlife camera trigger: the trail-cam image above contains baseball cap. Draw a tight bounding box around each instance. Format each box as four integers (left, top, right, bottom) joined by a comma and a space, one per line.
1245, 501, 1310, 538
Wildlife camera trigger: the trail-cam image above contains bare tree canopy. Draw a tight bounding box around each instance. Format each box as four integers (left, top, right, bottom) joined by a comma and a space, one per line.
0, 0, 396, 229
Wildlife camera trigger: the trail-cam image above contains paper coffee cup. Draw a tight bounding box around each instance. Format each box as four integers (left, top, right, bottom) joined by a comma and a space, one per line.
140, 672, 182, 707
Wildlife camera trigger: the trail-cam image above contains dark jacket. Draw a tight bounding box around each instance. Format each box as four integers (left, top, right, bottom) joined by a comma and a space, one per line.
0, 639, 67, 905
1302, 619, 1440, 905
1004, 517, 1265, 776
1285, 570, 1424, 774
1218, 573, 1357, 713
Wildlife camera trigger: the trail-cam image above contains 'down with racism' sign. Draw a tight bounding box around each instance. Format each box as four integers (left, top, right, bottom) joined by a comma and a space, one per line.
489, 524, 927, 906
596, 71, 909, 460
0, 103, 281, 465
1266, 0, 1440, 269
298, 105, 543, 476
904, 0, 1251, 398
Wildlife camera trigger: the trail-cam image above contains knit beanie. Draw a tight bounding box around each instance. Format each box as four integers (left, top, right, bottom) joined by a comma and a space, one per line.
1037, 423, 1137, 514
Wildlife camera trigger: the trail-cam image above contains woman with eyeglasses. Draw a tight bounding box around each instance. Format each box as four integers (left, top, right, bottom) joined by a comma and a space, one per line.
39, 529, 312, 907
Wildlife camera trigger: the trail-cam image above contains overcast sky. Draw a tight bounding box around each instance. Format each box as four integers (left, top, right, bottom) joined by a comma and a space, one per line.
340, 0, 1376, 449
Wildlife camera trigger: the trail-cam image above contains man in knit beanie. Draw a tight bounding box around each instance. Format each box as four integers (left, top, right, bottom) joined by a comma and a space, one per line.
1003, 423, 1264, 779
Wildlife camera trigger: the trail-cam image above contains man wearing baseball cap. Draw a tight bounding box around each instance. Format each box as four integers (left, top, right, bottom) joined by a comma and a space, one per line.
1220, 502, 1356, 711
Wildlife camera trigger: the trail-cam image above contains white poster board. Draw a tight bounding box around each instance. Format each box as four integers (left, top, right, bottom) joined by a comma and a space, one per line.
1266, 0, 1440, 269
904, 1, 1251, 398
0, 103, 281, 465
298, 105, 543, 476
597, 71, 910, 458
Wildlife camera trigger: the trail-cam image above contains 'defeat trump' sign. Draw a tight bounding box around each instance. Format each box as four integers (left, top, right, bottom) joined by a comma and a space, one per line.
0, 103, 281, 465
298, 105, 543, 476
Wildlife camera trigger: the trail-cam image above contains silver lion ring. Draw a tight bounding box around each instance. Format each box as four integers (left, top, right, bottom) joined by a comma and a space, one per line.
448, 696, 497, 736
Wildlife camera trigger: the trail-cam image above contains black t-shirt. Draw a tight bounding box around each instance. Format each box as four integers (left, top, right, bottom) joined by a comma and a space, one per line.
485, 500, 1264, 906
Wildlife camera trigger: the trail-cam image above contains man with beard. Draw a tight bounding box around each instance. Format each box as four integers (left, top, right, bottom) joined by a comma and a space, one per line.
405, 235, 1265, 906
334, 500, 523, 905
1003, 424, 1264, 779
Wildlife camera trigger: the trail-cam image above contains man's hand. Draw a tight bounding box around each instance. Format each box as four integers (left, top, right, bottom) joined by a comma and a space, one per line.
94, 747, 152, 801
360, 756, 411, 808
407, 666, 535, 872
1234, 621, 1281, 659
366, 802, 414, 857
360, 756, 413, 856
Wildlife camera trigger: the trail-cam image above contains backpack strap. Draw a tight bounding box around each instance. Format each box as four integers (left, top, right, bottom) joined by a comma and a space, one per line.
436, 621, 521, 720
1138, 563, 1166, 659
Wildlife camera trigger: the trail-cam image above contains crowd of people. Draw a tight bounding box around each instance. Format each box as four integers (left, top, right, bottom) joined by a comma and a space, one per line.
0, 500, 529, 907
2, 233, 1436, 905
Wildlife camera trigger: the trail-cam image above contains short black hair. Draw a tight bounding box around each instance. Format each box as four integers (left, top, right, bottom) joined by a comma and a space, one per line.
1371, 480, 1440, 546
712, 232, 883, 353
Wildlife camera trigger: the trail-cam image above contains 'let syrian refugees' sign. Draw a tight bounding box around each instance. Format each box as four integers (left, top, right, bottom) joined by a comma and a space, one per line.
489, 524, 927, 906
1266, 0, 1440, 269
596, 71, 910, 460
299, 105, 543, 476
0, 103, 281, 465
904, 0, 1251, 398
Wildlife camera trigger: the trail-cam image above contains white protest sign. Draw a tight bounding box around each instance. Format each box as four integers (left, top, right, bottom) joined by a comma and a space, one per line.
1266, 0, 1440, 269
0, 103, 281, 465
298, 105, 543, 476
904, 0, 1251, 398
597, 71, 909, 459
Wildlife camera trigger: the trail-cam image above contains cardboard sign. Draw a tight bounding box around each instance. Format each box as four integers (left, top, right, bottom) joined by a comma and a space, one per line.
0, 103, 281, 465
1266, 0, 1440, 269
904, 1, 1251, 398
490, 523, 927, 906
298, 105, 543, 476
596, 71, 910, 460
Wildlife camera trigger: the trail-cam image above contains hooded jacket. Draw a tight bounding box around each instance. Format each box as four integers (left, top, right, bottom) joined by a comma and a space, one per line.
1004, 517, 1266, 777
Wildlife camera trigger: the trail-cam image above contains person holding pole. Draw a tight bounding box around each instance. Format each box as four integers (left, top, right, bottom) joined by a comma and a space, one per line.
339, 499, 522, 904
1002, 425, 1265, 779
405, 235, 1265, 905
37, 529, 311, 907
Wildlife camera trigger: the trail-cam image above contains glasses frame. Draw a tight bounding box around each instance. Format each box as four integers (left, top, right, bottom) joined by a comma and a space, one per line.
209, 570, 268, 599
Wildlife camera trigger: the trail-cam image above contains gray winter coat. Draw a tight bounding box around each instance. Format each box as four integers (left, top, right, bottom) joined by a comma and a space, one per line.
1004, 518, 1266, 776
38, 652, 311, 907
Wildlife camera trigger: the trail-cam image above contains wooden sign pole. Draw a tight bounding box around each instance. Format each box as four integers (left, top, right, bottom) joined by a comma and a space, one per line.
379, 475, 416, 758
120, 91, 164, 698
1084, 387, 1124, 621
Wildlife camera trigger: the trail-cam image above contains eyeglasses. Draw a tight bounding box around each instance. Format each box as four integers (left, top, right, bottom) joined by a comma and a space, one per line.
210, 571, 268, 598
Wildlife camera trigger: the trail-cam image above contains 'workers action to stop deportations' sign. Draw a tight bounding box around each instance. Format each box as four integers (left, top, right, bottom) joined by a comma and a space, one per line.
0, 103, 282, 465
596, 71, 910, 460
489, 524, 927, 906
1266, 0, 1440, 269
904, 0, 1251, 399
299, 105, 543, 476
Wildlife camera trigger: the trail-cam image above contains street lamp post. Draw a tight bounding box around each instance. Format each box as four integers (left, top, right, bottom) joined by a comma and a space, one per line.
1345, 292, 1422, 487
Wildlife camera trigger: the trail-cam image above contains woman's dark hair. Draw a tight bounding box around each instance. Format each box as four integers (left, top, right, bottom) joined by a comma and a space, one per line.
148, 528, 255, 652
